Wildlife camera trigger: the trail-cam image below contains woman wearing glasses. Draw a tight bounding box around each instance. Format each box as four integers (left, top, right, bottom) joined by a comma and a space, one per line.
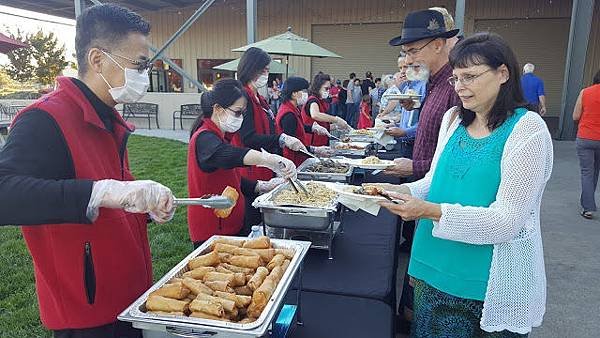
379, 32, 553, 337
275, 76, 334, 166
187, 79, 294, 248
302, 73, 351, 146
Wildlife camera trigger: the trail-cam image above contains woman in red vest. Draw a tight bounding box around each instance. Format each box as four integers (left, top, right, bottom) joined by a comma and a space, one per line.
235, 47, 307, 181
302, 73, 352, 146
573, 69, 600, 219
275, 76, 334, 166
188, 79, 295, 248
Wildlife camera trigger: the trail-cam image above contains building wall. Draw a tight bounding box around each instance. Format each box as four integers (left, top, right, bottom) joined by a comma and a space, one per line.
142, 0, 597, 113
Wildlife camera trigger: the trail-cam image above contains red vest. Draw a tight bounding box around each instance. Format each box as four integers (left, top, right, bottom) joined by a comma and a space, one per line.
302, 96, 331, 146
188, 118, 246, 242
232, 85, 275, 181
13, 77, 152, 330
276, 100, 309, 166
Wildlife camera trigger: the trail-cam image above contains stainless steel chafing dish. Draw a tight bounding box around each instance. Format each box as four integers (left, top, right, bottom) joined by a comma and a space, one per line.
118, 236, 311, 338
297, 158, 354, 183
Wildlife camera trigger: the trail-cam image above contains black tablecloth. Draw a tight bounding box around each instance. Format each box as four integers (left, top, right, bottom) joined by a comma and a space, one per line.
284, 291, 394, 338
292, 208, 398, 305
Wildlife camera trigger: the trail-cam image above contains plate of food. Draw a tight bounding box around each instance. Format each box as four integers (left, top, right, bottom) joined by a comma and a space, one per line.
331, 184, 396, 202
349, 129, 375, 136
333, 142, 368, 150
356, 156, 395, 170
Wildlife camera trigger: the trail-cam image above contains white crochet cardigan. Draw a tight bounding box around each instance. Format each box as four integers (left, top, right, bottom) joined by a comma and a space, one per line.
406, 108, 553, 334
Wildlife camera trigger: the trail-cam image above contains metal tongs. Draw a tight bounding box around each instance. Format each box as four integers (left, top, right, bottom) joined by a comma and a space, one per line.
174, 195, 234, 209
278, 161, 309, 196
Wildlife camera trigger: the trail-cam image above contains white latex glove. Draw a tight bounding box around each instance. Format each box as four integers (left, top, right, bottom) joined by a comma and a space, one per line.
279, 133, 308, 152
257, 149, 297, 179
311, 122, 330, 136
333, 116, 351, 130
310, 146, 335, 158
256, 177, 286, 194
87, 179, 175, 223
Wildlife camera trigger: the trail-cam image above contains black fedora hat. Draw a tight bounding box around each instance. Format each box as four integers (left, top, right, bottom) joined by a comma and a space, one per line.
389, 9, 459, 46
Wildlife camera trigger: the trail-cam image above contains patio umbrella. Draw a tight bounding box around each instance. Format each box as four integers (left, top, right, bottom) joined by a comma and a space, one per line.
213, 58, 294, 74
232, 27, 342, 78
0, 32, 29, 54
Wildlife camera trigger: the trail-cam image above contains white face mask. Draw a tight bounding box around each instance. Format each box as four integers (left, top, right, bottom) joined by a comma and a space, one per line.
321, 90, 330, 99
218, 110, 243, 133
99, 51, 150, 103
254, 73, 269, 88
297, 91, 308, 105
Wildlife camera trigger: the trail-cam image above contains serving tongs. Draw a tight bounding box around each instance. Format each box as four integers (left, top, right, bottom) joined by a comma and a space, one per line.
174, 195, 234, 209
278, 161, 310, 196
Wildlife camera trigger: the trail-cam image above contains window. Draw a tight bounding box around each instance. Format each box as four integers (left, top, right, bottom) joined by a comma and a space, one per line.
149, 59, 183, 93
197, 59, 235, 91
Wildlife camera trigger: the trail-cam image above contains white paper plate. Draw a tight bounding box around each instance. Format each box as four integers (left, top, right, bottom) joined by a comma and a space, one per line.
336, 157, 395, 170
330, 184, 387, 202
381, 93, 422, 101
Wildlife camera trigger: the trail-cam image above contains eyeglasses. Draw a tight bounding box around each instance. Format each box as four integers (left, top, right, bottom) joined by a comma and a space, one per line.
225, 107, 246, 117
103, 50, 154, 73
403, 39, 435, 57
447, 69, 494, 87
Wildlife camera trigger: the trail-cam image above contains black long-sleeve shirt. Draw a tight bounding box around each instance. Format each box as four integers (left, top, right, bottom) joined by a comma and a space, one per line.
279, 111, 312, 138
239, 92, 281, 154
195, 130, 257, 197
0, 78, 117, 226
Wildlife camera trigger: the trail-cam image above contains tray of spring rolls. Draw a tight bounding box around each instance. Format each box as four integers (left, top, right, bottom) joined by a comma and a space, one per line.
118, 235, 311, 338
252, 181, 341, 231
296, 157, 354, 183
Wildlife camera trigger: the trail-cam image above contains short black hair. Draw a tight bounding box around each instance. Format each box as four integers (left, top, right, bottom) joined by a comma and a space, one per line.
237, 47, 271, 85
75, 4, 150, 75
374, 77, 381, 83
349, 72, 356, 79
308, 73, 331, 98
593, 69, 600, 85
449, 32, 526, 130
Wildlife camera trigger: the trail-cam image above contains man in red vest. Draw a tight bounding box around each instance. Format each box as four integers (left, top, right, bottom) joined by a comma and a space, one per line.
0, 4, 174, 338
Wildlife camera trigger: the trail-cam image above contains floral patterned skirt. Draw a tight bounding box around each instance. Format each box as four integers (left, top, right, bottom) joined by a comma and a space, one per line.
411, 278, 528, 338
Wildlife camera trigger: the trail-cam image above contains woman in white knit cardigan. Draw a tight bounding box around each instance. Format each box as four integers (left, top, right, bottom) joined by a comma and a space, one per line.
379, 32, 553, 337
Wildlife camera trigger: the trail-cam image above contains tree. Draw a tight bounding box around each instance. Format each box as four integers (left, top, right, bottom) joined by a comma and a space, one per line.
3, 29, 35, 83
28, 30, 68, 86
3, 29, 68, 86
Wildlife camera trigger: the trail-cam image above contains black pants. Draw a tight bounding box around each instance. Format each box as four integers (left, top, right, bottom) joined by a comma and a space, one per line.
54, 321, 141, 338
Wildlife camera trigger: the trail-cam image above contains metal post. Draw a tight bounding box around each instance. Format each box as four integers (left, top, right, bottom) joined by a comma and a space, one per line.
150, 0, 216, 62
74, 0, 86, 17
557, 0, 595, 140
454, 0, 466, 35
246, 0, 257, 44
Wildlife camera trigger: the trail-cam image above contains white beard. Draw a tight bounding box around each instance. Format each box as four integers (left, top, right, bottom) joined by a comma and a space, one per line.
407, 63, 430, 82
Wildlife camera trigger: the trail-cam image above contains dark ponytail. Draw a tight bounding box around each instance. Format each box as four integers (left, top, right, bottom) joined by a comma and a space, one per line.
237, 47, 271, 85
190, 79, 245, 137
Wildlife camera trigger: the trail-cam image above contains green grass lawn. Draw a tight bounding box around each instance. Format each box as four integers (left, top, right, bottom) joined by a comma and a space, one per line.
0, 135, 192, 337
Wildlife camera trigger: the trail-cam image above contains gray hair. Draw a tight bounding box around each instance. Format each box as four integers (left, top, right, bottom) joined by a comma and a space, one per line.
523, 63, 535, 74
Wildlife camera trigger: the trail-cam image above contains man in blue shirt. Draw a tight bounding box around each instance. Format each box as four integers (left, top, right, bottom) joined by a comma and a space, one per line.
521, 63, 547, 116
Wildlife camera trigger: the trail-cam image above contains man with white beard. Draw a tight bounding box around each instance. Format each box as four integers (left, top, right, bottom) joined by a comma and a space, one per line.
386, 9, 460, 180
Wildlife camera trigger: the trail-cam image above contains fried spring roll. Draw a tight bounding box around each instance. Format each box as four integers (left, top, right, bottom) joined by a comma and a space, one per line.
190, 311, 228, 321
247, 267, 269, 291
238, 317, 256, 324
247, 278, 276, 318
167, 277, 184, 285
146, 295, 190, 313
218, 252, 232, 262
215, 265, 234, 274
231, 272, 246, 287
274, 248, 295, 259
281, 259, 291, 272
248, 248, 276, 263
213, 291, 252, 308
149, 282, 191, 300
211, 237, 245, 248
183, 277, 214, 296
266, 254, 286, 271
188, 251, 220, 269
194, 293, 236, 312
202, 271, 235, 284
213, 243, 240, 254
227, 255, 261, 269
269, 265, 285, 284
183, 266, 216, 280
189, 298, 224, 317
233, 285, 253, 296
205, 280, 235, 293
221, 263, 254, 274
232, 247, 260, 257
242, 236, 271, 249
